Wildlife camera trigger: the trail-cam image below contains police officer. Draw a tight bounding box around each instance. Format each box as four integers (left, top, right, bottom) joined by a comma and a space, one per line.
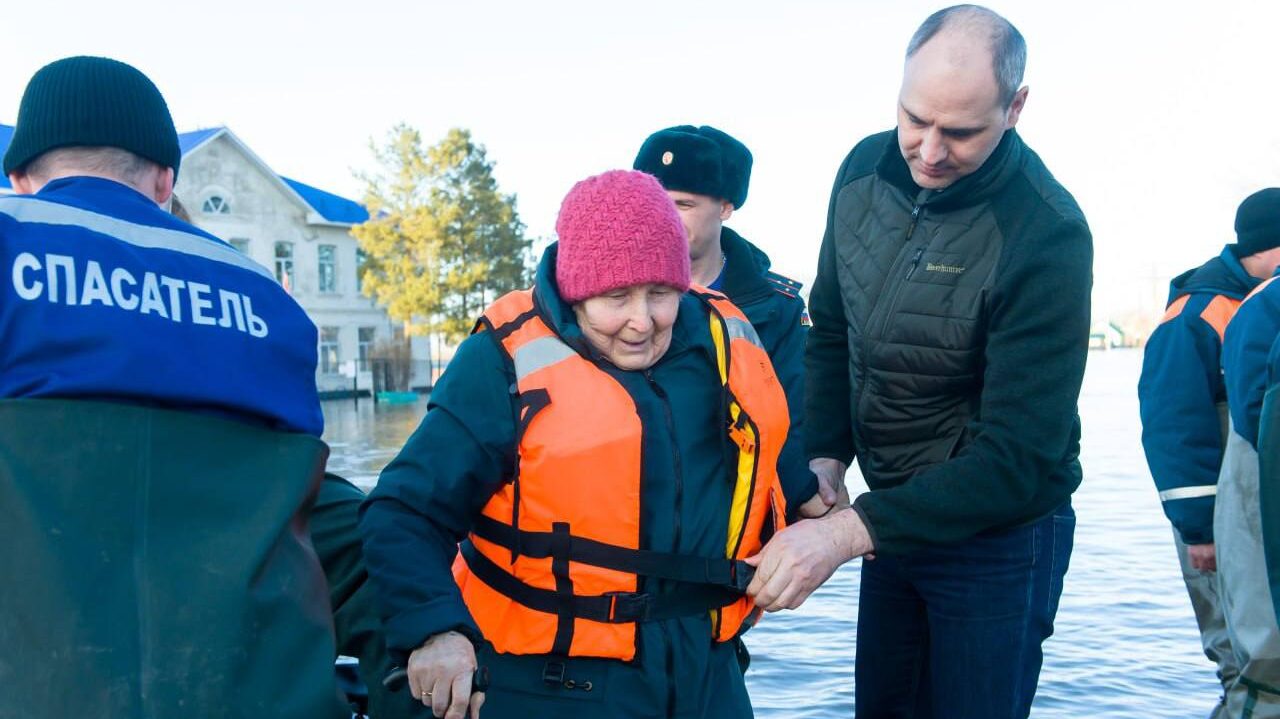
633, 125, 816, 496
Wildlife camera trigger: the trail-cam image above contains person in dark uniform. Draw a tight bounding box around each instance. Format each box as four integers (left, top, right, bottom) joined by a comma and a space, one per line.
1139, 189, 1280, 717
633, 125, 820, 500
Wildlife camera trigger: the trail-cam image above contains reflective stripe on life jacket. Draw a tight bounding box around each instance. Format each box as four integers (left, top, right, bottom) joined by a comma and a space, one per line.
451, 287, 790, 661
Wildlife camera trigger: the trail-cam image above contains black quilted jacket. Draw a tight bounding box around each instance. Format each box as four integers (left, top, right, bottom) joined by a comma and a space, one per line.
805, 129, 1093, 554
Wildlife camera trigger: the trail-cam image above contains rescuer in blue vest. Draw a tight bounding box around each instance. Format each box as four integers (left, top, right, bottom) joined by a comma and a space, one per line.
0, 56, 344, 718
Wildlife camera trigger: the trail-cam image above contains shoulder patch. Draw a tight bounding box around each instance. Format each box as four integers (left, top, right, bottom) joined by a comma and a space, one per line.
1159, 293, 1244, 342
1160, 295, 1191, 325
1200, 295, 1243, 342
765, 271, 803, 299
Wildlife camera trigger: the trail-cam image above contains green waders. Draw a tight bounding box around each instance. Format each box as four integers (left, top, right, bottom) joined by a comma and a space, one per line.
0, 399, 347, 719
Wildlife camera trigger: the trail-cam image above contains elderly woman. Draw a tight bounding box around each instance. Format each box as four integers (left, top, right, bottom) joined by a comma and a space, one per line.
360, 170, 825, 719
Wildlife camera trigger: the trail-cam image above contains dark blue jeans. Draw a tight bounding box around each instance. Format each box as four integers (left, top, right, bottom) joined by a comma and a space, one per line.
854, 502, 1075, 719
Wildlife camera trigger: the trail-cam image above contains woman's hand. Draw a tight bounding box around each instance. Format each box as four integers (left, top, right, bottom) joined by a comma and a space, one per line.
407, 631, 485, 719
796, 492, 835, 518
797, 458, 851, 518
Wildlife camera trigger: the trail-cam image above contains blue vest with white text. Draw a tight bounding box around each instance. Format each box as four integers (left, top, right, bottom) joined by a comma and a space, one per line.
0, 177, 322, 435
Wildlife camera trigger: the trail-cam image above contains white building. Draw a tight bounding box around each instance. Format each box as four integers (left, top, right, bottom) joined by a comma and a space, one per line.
0, 124, 418, 395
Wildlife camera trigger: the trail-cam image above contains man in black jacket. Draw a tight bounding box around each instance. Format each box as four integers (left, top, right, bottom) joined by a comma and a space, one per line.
745, 6, 1092, 718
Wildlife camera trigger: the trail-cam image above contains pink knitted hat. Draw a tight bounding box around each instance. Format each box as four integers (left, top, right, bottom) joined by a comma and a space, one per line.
555, 170, 691, 303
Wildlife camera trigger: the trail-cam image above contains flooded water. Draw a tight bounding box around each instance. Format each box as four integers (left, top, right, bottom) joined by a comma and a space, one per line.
323, 348, 1220, 718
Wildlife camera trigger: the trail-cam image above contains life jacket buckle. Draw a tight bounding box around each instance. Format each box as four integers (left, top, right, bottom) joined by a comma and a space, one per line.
605, 591, 651, 622
728, 412, 756, 453
729, 560, 755, 593
542, 661, 566, 687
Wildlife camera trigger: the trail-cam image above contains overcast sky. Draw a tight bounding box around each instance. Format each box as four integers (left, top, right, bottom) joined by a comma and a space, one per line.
4, 0, 1278, 320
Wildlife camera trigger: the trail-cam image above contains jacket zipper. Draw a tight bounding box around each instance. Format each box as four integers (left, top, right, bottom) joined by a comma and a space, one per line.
904, 247, 925, 281
878, 205, 926, 336
659, 619, 677, 717
880, 246, 926, 325
645, 368, 681, 719
854, 196, 927, 460
906, 202, 922, 238
643, 369, 684, 555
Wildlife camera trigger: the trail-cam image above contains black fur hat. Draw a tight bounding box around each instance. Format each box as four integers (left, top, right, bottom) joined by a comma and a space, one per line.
633, 125, 752, 209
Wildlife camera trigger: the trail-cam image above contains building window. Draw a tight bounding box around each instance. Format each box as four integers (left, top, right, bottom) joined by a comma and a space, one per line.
318, 244, 337, 294
319, 327, 341, 374
202, 195, 230, 214
358, 327, 376, 371
274, 242, 294, 292
356, 248, 368, 293
229, 238, 250, 254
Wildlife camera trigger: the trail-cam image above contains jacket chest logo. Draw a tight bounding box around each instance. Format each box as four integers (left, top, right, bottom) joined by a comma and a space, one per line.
924, 262, 966, 275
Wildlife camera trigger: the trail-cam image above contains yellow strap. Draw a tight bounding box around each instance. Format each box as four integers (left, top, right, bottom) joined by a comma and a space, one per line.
709, 310, 758, 559
710, 310, 729, 385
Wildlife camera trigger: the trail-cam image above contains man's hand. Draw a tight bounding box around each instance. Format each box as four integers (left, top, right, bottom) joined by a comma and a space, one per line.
809, 457, 849, 506
744, 507, 873, 611
1188, 543, 1216, 573
407, 631, 485, 719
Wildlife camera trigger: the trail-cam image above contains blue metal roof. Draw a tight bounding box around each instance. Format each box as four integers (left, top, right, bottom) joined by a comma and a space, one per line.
281, 176, 369, 224
177, 128, 221, 154
0, 123, 366, 224
0, 125, 12, 190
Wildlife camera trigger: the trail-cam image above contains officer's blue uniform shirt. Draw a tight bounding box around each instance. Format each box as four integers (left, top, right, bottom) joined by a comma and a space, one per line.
0, 176, 323, 435
707, 266, 725, 292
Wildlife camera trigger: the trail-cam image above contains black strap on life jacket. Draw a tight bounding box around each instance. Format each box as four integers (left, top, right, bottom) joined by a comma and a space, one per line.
471, 514, 755, 592
549, 522, 575, 654
473, 288, 551, 343
459, 540, 743, 624
507, 388, 552, 564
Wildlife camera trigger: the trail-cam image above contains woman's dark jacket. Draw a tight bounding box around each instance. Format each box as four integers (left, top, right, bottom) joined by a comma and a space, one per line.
359, 246, 816, 717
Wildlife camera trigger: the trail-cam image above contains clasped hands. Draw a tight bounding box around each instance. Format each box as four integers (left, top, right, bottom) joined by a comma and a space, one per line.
745, 458, 874, 612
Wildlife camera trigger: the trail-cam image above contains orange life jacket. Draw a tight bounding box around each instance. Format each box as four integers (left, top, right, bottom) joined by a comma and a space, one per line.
451, 287, 790, 661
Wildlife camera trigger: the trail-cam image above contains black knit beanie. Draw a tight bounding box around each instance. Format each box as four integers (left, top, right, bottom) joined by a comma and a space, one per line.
3, 56, 180, 176
1235, 188, 1280, 257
